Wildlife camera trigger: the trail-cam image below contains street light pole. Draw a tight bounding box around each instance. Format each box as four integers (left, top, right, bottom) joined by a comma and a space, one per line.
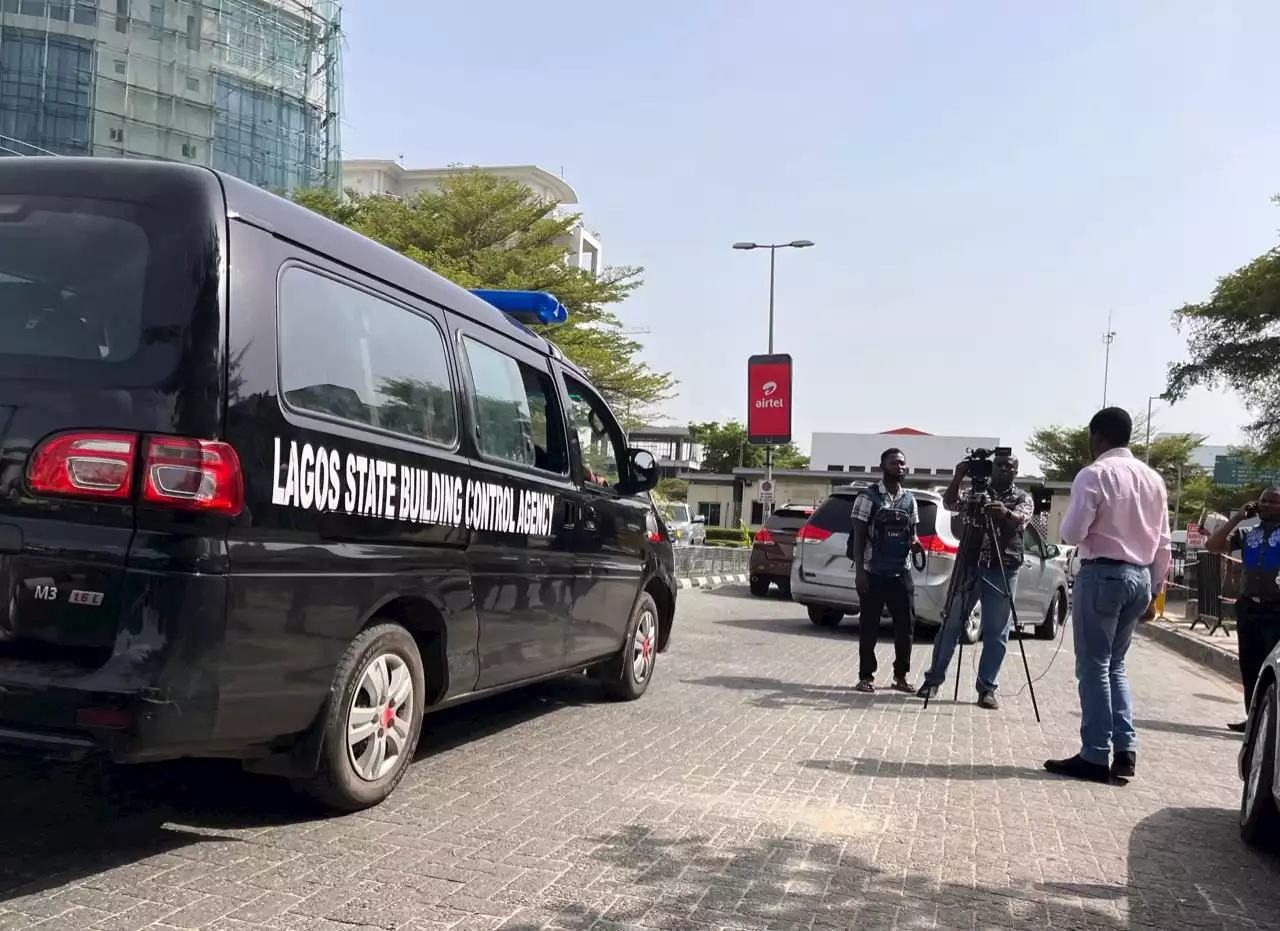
1145, 395, 1159, 464
1102, 311, 1116, 408
734, 239, 814, 522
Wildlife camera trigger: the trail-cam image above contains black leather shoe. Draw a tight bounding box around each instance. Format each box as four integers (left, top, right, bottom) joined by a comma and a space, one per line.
1044, 754, 1114, 784
1111, 751, 1136, 778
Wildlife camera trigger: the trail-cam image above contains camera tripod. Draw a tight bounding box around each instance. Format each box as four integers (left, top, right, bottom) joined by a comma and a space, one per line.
921, 494, 1042, 723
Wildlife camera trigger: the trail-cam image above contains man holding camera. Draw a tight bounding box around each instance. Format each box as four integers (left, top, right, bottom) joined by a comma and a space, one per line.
916, 452, 1034, 709
1205, 487, 1280, 732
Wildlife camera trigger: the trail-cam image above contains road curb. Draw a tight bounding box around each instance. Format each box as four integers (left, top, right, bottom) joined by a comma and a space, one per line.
1137, 621, 1241, 683
676, 574, 747, 591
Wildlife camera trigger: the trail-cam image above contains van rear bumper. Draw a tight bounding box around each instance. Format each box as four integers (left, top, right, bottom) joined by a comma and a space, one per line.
0, 570, 258, 765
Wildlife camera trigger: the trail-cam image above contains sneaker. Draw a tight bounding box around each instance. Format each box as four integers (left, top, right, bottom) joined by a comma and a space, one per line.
854, 679, 875, 693
916, 683, 939, 699
977, 691, 999, 710
1111, 751, 1136, 778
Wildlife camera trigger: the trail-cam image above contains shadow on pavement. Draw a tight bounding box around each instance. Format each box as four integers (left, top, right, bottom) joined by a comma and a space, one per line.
1133, 717, 1244, 743
683, 674, 941, 711
804, 756, 1056, 782
0, 676, 597, 904
498, 807, 1280, 930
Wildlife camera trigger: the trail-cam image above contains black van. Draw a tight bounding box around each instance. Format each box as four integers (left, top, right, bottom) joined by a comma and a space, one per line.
0, 158, 676, 811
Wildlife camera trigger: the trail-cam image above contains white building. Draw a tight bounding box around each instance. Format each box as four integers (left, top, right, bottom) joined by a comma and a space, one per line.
340, 160, 602, 275
810, 427, 1002, 479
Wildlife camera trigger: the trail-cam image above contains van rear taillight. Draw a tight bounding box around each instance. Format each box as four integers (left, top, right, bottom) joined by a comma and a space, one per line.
28, 432, 136, 499
796, 524, 832, 543
142, 437, 243, 515
919, 533, 958, 555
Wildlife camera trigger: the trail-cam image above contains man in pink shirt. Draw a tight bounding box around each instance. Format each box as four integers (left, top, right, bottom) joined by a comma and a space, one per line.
1045, 407, 1171, 784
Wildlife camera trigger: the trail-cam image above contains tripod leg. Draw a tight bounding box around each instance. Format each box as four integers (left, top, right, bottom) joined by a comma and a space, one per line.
953, 640, 962, 701
1018, 631, 1041, 723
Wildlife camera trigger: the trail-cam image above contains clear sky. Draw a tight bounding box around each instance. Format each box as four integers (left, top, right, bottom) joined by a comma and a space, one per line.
339, 0, 1280, 472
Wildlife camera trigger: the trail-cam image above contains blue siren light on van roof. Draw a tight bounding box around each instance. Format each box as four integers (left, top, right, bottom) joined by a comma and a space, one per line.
468, 289, 568, 325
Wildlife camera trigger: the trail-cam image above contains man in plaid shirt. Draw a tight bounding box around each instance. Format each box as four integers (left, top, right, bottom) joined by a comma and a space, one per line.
916, 453, 1034, 710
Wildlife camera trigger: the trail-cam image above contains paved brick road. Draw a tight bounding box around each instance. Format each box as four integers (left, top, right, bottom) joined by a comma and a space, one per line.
0, 587, 1276, 931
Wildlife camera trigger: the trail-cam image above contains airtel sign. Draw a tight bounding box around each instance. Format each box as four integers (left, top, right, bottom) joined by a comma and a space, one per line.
747, 353, 792, 445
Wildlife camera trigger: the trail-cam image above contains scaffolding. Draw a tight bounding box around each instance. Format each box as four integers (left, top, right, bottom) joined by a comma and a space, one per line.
0, 0, 343, 190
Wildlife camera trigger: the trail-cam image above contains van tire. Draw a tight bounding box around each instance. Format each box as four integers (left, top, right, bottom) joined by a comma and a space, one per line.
598, 591, 659, 701
808, 606, 842, 627
749, 578, 770, 596
300, 623, 426, 812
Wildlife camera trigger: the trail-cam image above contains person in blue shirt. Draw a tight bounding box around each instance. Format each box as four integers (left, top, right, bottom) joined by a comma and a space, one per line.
1206, 487, 1280, 732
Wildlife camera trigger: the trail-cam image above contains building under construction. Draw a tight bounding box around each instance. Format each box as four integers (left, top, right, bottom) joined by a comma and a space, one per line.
0, 0, 342, 190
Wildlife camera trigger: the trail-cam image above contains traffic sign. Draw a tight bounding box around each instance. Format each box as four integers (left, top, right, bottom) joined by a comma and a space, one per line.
759, 479, 774, 502
1213, 454, 1280, 488
1186, 523, 1205, 548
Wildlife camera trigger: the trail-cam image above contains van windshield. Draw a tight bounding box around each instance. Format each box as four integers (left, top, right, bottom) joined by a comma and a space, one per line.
668, 505, 691, 523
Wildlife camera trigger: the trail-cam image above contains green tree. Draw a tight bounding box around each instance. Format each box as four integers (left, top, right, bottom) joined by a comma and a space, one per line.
1026, 419, 1202, 485
289, 171, 675, 418
655, 477, 688, 501
689, 421, 809, 473
1166, 195, 1280, 458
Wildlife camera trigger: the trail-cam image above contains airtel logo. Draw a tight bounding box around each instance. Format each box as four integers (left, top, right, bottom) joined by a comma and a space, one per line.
761, 381, 778, 397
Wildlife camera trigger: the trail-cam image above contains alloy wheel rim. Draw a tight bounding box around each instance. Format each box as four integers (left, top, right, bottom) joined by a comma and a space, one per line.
346, 653, 414, 783
632, 609, 655, 683
966, 604, 981, 639
1246, 699, 1270, 819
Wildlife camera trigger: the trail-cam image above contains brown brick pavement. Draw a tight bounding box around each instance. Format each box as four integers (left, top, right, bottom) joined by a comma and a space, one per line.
0, 586, 1275, 930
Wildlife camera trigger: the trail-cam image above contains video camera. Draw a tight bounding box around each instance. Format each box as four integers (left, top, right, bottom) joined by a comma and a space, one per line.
962, 446, 1014, 492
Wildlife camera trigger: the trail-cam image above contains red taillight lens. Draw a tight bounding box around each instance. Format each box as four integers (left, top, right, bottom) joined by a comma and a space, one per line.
754, 526, 774, 544
919, 533, 958, 555
142, 437, 243, 515
796, 524, 832, 543
648, 531, 663, 542
28, 432, 136, 499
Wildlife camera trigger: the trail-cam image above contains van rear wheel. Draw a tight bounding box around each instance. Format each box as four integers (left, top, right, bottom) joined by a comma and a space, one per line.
808, 606, 842, 627
300, 622, 426, 812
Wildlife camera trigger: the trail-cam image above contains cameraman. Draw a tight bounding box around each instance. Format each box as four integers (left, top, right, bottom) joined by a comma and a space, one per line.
916, 453, 1034, 709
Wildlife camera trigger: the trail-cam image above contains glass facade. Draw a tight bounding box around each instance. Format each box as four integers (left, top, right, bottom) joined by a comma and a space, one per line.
0, 27, 94, 156
213, 74, 327, 191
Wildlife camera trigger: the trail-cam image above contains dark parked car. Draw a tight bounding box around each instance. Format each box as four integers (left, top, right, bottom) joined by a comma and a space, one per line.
749, 504, 815, 596
0, 157, 676, 812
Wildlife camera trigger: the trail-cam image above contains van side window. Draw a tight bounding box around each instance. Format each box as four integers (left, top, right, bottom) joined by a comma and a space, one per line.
563, 374, 625, 488
461, 337, 568, 474
278, 267, 457, 446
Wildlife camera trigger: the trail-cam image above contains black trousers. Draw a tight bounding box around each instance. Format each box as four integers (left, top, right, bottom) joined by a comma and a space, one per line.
858, 571, 915, 681
1238, 599, 1280, 712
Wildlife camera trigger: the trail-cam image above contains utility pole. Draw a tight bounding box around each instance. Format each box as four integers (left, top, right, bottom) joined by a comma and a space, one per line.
1173, 463, 1183, 532
1102, 311, 1116, 408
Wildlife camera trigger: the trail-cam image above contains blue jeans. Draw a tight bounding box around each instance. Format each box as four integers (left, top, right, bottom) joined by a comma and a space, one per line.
924, 565, 1019, 694
1072, 562, 1152, 765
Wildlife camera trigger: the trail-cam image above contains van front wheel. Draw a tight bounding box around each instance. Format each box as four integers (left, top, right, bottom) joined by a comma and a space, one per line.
301, 623, 426, 812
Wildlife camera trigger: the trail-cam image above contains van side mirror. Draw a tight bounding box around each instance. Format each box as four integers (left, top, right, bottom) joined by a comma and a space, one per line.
1046, 544, 1060, 560
692, 515, 706, 524
627, 448, 659, 494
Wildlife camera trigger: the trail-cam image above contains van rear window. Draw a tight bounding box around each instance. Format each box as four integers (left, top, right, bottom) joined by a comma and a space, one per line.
0, 195, 148, 363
